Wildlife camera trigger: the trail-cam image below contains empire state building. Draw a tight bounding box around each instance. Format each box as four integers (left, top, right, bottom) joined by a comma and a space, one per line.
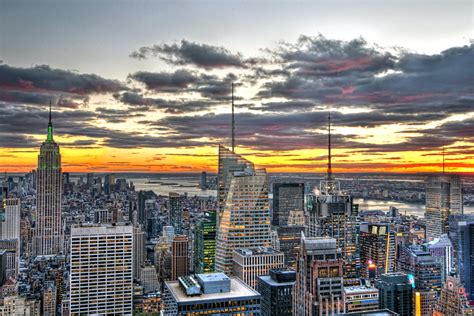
33, 103, 63, 256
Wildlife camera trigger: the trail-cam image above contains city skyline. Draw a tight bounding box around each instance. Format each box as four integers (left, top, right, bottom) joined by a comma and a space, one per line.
1, 0, 473, 174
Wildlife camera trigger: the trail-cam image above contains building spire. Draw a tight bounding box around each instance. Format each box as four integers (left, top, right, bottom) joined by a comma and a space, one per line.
231, 82, 235, 152
327, 107, 333, 180
47, 100, 53, 142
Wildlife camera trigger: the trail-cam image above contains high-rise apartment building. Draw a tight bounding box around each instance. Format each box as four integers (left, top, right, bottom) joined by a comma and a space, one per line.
360, 223, 396, 279
258, 268, 296, 316
33, 105, 63, 256
272, 183, 304, 227
215, 146, 271, 275
171, 235, 189, 281
69, 224, 133, 315
232, 247, 285, 289
433, 275, 474, 316
294, 235, 344, 315
425, 174, 463, 241
194, 210, 216, 274
376, 272, 413, 316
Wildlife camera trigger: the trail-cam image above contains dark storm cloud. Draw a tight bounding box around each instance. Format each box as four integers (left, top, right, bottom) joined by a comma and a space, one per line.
257, 36, 474, 120
128, 69, 197, 92
0, 103, 209, 149
95, 107, 145, 123
275, 34, 396, 77
114, 92, 216, 114
128, 70, 238, 100
130, 40, 246, 69
0, 64, 128, 95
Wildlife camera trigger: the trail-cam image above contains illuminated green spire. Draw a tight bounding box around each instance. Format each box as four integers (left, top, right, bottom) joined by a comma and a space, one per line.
47, 100, 53, 142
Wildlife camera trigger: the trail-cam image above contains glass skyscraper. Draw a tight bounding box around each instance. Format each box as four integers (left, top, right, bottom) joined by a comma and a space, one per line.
194, 210, 216, 274
215, 145, 271, 275
425, 174, 463, 241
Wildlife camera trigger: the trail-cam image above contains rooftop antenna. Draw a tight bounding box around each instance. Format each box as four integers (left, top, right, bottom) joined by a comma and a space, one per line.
231, 83, 235, 152
49, 100, 52, 124
442, 144, 445, 174
327, 106, 333, 180
46, 100, 53, 142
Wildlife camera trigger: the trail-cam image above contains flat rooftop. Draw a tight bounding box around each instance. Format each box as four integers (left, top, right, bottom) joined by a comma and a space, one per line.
344, 285, 378, 294
196, 273, 229, 283
166, 277, 260, 304
259, 275, 295, 287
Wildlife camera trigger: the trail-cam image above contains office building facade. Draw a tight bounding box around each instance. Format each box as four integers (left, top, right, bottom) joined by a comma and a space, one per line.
272, 182, 304, 227
360, 223, 396, 279
232, 247, 285, 289
376, 272, 413, 316
194, 210, 216, 274
425, 174, 463, 241
215, 146, 271, 275
258, 268, 296, 316
294, 235, 344, 315
69, 224, 133, 315
171, 235, 189, 281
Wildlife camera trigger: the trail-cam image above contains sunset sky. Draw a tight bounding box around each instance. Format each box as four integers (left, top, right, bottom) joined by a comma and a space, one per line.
1, 0, 473, 173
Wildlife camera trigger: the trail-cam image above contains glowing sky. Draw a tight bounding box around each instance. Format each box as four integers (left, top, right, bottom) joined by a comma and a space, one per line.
1, 0, 473, 173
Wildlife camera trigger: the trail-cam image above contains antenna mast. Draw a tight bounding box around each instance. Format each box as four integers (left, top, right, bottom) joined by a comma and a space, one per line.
327, 107, 333, 180
442, 145, 445, 174
231, 83, 235, 152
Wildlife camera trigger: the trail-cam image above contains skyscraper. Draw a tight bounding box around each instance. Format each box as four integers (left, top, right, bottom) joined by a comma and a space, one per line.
360, 223, 396, 279
272, 183, 304, 227
69, 224, 133, 315
293, 235, 344, 315
376, 272, 413, 316
200, 171, 207, 190
133, 224, 146, 281
258, 268, 296, 316
433, 275, 474, 316
215, 145, 271, 275
33, 103, 63, 256
425, 174, 463, 241
168, 192, 185, 234
458, 220, 474, 300
171, 235, 189, 281
397, 245, 442, 316
448, 214, 474, 274
428, 234, 453, 283
232, 247, 285, 289
194, 210, 216, 274
307, 111, 360, 285
1, 197, 20, 240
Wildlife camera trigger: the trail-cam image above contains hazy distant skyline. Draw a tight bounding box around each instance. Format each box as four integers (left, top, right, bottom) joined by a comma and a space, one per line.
1, 0, 473, 173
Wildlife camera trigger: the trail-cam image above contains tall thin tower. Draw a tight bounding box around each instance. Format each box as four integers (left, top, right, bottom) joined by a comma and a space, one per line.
231, 82, 235, 152
33, 102, 63, 256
